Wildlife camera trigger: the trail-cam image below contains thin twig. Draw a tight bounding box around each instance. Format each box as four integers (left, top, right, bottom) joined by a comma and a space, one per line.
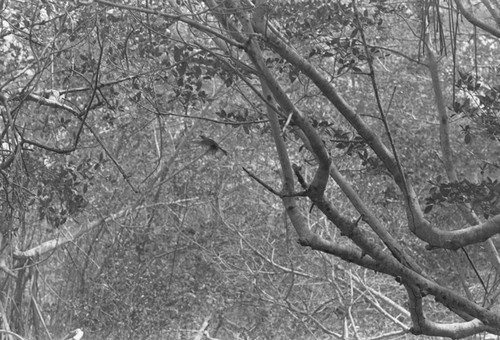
242, 167, 281, 196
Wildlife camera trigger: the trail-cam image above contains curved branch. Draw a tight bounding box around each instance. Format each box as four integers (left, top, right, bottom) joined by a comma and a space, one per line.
0, 330, 26, 340
12, 203, 165, 260
253, 19, 428, 236
252, 9, 500, 251
405, 284, 499, 337
454, 0, 500, 38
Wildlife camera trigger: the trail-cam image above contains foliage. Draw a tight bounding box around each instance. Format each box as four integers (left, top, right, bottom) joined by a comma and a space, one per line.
3, 0, 500, 339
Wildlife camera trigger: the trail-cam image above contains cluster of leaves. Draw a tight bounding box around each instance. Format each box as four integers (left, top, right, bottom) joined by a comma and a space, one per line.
214, 107, 256, 134
171, 46, 209, 105
275, 0, 391, 40
295, 120, 386, 175
266, 56, 301, 83
327, 125, 368, 156
274, 0, 392, 76
33, 154, 105, 229
425, 176, 500, 218
309, 36, 389, 76
452, 71, 500, 141
276, 0, 353, 40
322, 124, 386, 173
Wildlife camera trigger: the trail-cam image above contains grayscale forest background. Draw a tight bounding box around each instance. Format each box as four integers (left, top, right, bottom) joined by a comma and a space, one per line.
1, 0, 500, 339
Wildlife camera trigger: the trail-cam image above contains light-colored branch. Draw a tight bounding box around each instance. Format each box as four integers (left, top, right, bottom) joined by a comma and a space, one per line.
259, 294, 343, 339
253, 18, 428, 237
0, 257, 16, 278
404, 284, 499, 337
12, 203, 169, 259
454, 0, 500, 37
31, 295, 52, 340
249, 0, 331, 197
193, 315, 211, 340
254, 21, 500, 250
427, 47, 457, 182
480, 0, 500, 27
351, 273, 410, 319
366, 330, 408, 340
223, 220, 316, 278
294, 128, 422, 273
426, 42, 500, 270
0, 330, 25, 340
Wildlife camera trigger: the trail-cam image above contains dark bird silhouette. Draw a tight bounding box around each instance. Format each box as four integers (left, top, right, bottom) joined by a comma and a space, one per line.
198, 135, 228, 156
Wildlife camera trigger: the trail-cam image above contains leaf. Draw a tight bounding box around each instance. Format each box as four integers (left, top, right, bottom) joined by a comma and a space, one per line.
424, 205, 433, 214
132, 92, 142, 102
178, 62, 187, 77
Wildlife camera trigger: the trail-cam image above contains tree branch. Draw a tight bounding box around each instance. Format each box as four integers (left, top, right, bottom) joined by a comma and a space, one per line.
454, 0, 500, 38
93, 0, 245, 48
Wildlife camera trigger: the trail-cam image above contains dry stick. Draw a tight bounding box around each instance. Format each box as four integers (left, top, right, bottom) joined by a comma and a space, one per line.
193, 315, 211, 340
366, 330, 408, 340
242, 167, 281, 196
353, 2, 408, 197
0, 300, 13, 340
347, 271, 360, 340
349, 272, 410, 329
259, 294, 343, 339
222, 221, 313, 278
228, 222, 408, 336
93, 27, 138, 193
57, 50, 207, 94
451, 249, 475, 300
342, 270, 411, 332
12, 203, 160, 259
0, 330, 24, 340
351, 2, 422, 273
363, 293, 409, 331
31, 295, 53, 340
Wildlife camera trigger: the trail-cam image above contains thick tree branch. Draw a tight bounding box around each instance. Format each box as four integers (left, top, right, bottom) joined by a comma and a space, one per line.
253, 8, 500, 251
12, 204, 161, 260
405, 284, 498, 337
480, 0, 500, 27
454, 0, 500, 38
426, 44, 500, 273
253, 20, 428, 236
